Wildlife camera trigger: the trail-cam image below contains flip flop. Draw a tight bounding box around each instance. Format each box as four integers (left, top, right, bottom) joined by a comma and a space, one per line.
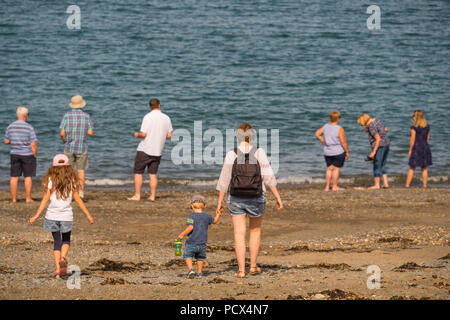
54, 273, 62, 280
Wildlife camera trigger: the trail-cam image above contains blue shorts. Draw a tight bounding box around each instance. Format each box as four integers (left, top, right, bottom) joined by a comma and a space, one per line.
44, 219, 73, 233
183, 243, 207, 261
228, 193, 266, 218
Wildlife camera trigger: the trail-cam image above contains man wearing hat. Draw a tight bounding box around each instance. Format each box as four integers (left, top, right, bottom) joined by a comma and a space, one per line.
59, 95, 94, 198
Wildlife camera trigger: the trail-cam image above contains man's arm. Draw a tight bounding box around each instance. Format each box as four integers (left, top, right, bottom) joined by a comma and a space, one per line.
60, 129, 66, 144
30, 141, 37, 158
134, 132, 147, 139
87, 129, 94, 136
166, 131, 172, 139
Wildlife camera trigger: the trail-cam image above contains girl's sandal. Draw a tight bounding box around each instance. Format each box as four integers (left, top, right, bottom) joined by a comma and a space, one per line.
54, 273, 62, 280
234, 271, 246, 278
59, 257, 68, 277
249, 266, 262, 275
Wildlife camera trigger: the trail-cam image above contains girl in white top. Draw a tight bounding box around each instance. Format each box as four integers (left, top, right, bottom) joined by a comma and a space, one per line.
30, 154, 94, 280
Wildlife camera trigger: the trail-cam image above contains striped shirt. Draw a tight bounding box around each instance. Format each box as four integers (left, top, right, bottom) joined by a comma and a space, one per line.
59, 110, 93, 154
4, 120, 37, 156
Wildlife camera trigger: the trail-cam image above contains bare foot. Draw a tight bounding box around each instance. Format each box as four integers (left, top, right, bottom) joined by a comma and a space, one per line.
26, 199, 34, 203
148, 196, 155, 202
127, 195, 140, 201
12, 199, 17, 203
368, 185, 381, 190
382, 185, 390, 189
332, 187, 345, 191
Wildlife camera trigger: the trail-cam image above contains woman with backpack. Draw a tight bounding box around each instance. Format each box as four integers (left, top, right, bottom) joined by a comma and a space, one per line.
216, 123, 283, 278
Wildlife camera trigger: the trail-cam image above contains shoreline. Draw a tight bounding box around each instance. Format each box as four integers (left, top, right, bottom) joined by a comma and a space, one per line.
0, 173, 448, 191
0, 185, 449, 300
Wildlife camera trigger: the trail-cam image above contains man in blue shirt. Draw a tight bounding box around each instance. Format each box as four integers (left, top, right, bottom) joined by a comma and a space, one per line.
177, 195, 222, 278
3, 107, 38, 203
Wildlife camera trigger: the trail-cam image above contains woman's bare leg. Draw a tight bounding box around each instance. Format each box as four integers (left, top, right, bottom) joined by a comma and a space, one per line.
249, 216, 262, 269
331, 167, 341, 191
232, 215, 247, 274
422, 167, 428, 188
325, 167, 332, 191
405, 167, 415, 187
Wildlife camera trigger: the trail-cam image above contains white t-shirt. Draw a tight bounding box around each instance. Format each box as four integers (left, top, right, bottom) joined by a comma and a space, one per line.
45, 180, 73, 222
137, 110, 173, 156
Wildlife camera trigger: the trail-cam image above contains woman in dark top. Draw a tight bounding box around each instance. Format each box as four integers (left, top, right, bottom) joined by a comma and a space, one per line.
406, 110, 432, 188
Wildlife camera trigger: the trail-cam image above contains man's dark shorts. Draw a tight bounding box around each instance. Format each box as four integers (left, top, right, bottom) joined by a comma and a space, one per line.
10, 154, 36, 177
133, 151, 161, 175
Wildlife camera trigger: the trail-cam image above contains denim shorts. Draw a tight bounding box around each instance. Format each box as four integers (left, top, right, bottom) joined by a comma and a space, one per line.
228, 193, 266, 218
44, 219, 73, 233
183, 243, 207, 261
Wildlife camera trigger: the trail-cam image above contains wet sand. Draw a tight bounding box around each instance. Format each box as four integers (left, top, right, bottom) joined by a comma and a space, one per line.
0, 186, 448, 300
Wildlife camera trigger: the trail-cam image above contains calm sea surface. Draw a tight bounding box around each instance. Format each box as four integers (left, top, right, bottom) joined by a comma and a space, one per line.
1, 0, 449, 187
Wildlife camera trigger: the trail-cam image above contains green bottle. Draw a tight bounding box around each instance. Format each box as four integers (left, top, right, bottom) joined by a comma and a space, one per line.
175, 238, 182, 256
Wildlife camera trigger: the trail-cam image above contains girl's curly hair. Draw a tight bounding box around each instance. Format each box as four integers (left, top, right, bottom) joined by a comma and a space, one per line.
42, 165, 79, 200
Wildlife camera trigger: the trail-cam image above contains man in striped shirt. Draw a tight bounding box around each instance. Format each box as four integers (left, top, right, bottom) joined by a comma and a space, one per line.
3, 107, 38, 203
59, 95, 94, 198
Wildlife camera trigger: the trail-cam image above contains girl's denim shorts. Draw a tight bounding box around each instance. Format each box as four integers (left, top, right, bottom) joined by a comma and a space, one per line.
44, 219, 73, 233
228, 193, 267, 218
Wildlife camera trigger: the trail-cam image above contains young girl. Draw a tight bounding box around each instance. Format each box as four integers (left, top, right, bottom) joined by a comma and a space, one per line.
406, 110, 432, 188
29, 154, 94, 280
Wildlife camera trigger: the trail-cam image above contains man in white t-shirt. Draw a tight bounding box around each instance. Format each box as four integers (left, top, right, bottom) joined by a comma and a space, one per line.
127, 98, 173, 201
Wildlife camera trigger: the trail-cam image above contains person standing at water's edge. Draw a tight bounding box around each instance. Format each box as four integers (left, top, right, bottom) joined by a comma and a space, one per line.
357, 113, 390, 190
59, 95, 93, 199
128, 98, 173, 201
315, 110, 349, 191
216, 123, 283, 278
406, 110, 432, 188
3, 107, 38, 202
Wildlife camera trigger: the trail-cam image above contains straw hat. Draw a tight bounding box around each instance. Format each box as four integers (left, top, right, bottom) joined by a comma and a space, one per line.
69, 95, 86, 109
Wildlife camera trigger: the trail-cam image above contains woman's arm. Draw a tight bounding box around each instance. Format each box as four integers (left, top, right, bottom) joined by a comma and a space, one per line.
269, 186, 283, 211
369, 134, 381, 158
315, 127, 325, 145
30, 189, 51, 224
213, 208, 223, 224
73, 189, 94, 224
408, 129, 416, 158
216, 191, 226, 215
178, 225, 194, 240
338, 127, 349, 159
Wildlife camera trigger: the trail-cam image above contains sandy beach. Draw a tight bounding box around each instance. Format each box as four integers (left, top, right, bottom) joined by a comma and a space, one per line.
0, 186, 448, 300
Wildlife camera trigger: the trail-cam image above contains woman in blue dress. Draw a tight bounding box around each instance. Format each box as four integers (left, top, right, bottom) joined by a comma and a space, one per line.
406, 110, 432, 188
